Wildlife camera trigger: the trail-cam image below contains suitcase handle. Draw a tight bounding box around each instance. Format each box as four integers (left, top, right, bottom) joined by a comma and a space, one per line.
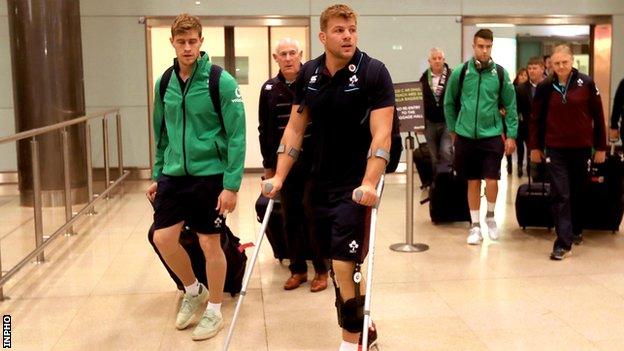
528, 159, 548, 195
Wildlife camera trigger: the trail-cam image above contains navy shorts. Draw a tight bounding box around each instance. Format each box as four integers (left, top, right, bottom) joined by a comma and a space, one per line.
454, 135, 505, 180
153, 174, 225, 235
309, 189, 371, 263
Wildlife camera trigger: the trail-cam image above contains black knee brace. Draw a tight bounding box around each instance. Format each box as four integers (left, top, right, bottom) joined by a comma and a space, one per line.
331, 262, 365, 333
335, 293, 365, 333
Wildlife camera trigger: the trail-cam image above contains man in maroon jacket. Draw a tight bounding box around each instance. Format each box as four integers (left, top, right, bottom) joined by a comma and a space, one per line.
529, 44, 606, 260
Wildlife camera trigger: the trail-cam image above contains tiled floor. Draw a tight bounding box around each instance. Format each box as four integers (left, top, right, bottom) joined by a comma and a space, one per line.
2, 170, 624, 350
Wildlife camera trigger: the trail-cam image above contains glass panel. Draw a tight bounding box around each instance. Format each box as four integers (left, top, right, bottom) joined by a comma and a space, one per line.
234, 27, 269, 168
593, 24, 612, 116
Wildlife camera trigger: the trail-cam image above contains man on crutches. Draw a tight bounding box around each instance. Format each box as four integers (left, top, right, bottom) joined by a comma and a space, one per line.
263, 4, 394, 350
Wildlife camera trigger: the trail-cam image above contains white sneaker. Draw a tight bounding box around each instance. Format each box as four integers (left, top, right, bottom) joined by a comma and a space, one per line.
192, 308, 224, 341
467, 226, 483, 245
486, 217, 498, 240
175, 283, 208, 330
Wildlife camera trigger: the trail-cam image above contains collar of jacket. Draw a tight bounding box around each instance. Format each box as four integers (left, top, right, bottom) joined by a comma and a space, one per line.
317, 48, 363, 76
551, 68, 579, 87
470, 57, 494, 72
276, 65, 302, 84
426, 63, 450, 81
172, 51, 209, 74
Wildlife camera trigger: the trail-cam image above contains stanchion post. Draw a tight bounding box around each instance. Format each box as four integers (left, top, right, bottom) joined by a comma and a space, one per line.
31, 138, 45, 262
61, 129, 75, 235
115, 112, 124, 180
85, 124, 96, 215
390, 132, 429, 252
102, 117, 111, 199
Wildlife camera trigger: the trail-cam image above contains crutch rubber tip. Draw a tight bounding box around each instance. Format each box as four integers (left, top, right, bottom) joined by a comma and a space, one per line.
354, 189, 363, 202
263, 183, 273, 194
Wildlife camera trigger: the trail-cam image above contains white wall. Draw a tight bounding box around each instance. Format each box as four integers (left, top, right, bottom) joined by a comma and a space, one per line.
1, 0, 623, 171
0, 14, 16, 171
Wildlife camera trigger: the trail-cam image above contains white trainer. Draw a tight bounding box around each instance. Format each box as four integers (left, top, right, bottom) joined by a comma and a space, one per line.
467, 226, 483, 245
192, 308, 224, 341
485, 217, 499, 240
175, 283, 208, 330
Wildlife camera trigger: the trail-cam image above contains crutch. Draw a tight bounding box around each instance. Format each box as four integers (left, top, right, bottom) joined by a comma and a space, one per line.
354, 175, 385, 349
223, 183, 275, 350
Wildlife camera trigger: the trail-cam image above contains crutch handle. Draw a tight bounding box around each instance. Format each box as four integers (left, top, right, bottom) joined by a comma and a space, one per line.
263, 183, 273, 194
354, 189, 363, 202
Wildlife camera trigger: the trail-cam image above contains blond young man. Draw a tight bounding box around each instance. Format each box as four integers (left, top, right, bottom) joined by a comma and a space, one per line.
147, 13, 246, 341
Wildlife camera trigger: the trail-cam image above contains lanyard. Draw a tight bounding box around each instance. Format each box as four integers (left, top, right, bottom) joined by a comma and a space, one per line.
552, 75, 572, 104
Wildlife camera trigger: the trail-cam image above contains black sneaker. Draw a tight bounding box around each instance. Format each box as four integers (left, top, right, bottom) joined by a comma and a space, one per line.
572, 234, 584, 245
550, 248, 571, 261
358, 322, 378, 351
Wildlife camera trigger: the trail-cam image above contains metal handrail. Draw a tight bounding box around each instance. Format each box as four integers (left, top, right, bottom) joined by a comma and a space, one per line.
0, 108, 119, 144
0, 171, 130, 288
0, 108, 127, 301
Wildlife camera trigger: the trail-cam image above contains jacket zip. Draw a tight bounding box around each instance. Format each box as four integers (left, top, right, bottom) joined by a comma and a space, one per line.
181, 66, 199, 175
474, 72, 483, 138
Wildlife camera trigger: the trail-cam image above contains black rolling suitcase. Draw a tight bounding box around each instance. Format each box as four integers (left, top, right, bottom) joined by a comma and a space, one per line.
255, 194, 289, 260
147, 224, 248, 296
413, 142, 433, 188
581, 146, 624, 232
515, 162, 554, 230
429, 163, 471, 223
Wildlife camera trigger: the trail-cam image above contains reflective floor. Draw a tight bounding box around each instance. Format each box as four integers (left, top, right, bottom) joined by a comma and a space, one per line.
2, 168, 624, 350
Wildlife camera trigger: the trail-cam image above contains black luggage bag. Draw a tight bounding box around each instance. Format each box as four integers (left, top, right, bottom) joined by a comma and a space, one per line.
147, 224, 248, 296
515, 162, 554, 230
429, 163, 471, 223
413, 142, 433, 188
255, 194, 289, 260
581, 150, 624, 232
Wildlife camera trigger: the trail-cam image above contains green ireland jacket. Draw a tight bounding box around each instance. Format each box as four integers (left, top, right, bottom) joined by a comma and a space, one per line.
443, 59, 518, 139
152, 52, 246, 191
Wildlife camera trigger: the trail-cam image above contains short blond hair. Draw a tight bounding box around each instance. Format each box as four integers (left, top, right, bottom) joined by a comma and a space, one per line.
552, 43, 573, 57
320, 4, 357, 32
171, 13, 202, 38
274, 38, 302, 54
429, 47, 445, 59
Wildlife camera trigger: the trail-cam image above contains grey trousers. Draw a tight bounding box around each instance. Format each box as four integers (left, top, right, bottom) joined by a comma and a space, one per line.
424, 120, 453, 170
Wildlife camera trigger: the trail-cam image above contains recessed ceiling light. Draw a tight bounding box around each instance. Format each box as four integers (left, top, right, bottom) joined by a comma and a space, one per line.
195, 1, 201, 5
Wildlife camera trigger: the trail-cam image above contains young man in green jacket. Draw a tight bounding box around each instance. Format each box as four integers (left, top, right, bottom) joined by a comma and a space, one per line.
146, 14, 246, 341
443, 28, 517, 245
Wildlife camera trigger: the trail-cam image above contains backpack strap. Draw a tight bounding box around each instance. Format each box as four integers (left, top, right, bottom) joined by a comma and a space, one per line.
156, 66, 175, 148
158, 64, 225, 136
296, 61, 321, 113
159, 66, 174, 104
363, 58, 384, 119
455, 62, 506, 111
495, 64, 505, 108
455, 62, 469, 114
208, 64, 225, 131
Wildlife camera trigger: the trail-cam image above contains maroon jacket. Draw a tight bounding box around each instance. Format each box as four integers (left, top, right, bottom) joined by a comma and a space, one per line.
529, 68, 606, 151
